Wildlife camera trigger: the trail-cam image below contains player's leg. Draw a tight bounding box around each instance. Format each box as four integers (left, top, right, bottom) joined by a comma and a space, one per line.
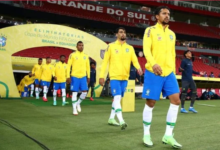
61, 83, 68, 106
53, 83, 58, 106
142, 70, 163, 147
188, 81, 197, 113
23, 86, 28, 97
42, 81, 50, 101
180, 81, 190, 113
30, 84, 34, 97
90, 82, 94, 101
162, 72, 182, 149
76, 77, 88, 112
35, 79, 40, 99
108, 80, 121, 126
70, 77, 80, 115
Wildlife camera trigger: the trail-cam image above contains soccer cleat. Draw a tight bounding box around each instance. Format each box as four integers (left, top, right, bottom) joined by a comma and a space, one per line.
36, 97, 39, 100
73, 110, 78, 116
108, 119, 119, 126
62, 101, 69, 106
180, 108, 188, 113
30, 95, 33, 97
53, 101, 57, 106
42, 97, 48, 102
120, 121, 128, 130
76, 104, 81, 112
143, 135, 153, 147
162, 134, 182, 149
90, 97, 94, 101
188, 107, 198, 113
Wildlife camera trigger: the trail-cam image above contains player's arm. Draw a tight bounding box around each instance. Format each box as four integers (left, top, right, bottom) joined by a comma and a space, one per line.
99, 45, 111, 86
131, 47, 142, 75
143, 28, 162, 75
179, 60, 186, 72
86, 56, 90, 84
66, 64, 70, 80
67, 54, 73, 83
172, 34, 176, 74
32, 65, 36, 76
53, 64, 57, 81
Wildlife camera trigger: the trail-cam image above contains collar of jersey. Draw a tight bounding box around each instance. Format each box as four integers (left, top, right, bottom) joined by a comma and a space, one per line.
156, 22, 169, 30
115, 40, 127, 45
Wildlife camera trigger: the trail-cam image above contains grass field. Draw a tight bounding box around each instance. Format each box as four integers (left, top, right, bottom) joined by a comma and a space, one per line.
0, 97, 220, 150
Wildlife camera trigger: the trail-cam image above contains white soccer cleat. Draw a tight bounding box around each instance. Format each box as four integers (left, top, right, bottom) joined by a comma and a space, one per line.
77, 104, 81, 112
73, 110, 78, 116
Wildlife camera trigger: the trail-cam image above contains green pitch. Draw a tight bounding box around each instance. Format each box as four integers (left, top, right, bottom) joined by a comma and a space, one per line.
0, 97, 220, 150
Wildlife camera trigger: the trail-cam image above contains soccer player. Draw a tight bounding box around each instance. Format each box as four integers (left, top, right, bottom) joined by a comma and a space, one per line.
41, 57, 54, 102
142, 6, 182, 148
22, 72, 35, 97
32, 58, 43, 99
99, 27, 142, 130
88, 62, 96, 101
67, 41, 90, 115
179, 50, 204, 113
53, 55, 69, 106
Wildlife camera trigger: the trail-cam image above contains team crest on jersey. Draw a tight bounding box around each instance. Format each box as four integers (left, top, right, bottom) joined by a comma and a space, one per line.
170, 35, 173, 40
126, 48, 129, 52
100, 49, 105, 59
146, 89, 150, 96
83, 56, 86, 60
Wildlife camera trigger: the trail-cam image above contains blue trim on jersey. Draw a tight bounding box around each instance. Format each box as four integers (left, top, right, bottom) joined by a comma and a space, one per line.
142, 70, 179, 100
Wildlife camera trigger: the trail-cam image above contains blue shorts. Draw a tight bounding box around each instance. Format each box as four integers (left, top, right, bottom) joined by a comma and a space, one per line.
142, 70, 180, 100
110, 80, 128, 97
35, 79, 41, 85
24, 84, 32, 92
53, 82, 66, 90
70, 76, 88, 92
41, 81, 51, 87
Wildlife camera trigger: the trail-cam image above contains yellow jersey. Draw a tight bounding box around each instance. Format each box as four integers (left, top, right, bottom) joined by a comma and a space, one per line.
32, 64, 42, 80
67, 51, 90, 78
100, 40, 140, 80
40, 63, 55, 82
53, 61, 70, 83
17, 79, 25, 92
23, 75, 35, 86
143, 23, 176, 76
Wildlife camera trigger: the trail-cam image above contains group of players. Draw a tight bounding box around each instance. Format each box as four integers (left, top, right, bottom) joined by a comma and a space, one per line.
17, 6, 204, 149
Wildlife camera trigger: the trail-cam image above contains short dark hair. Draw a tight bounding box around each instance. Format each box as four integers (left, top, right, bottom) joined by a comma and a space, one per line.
46, 57, 51, 59
90, 62, 96, 66
77, 41, 83, 46
183, 50, 191, 58
116, 27, 126, 33
60, 55, 66, 58
38, 58, 42, 61
154, 6, 171, 16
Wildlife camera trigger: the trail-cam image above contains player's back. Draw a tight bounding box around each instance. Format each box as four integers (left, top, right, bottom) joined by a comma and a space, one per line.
143, 23, 176, 76
23, 75, 35, 86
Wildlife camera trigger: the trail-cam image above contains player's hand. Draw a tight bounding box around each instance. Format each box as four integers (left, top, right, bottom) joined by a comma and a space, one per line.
152, 64, 162, 75
54, 77, 57, 81
32, 73, 35, 76
99, 78, 105, 86
200, 72, 204, 76
67, 78, 71, 84
87, 78, 90, 84
25, 84, 27, 87
137, 68, 143, 76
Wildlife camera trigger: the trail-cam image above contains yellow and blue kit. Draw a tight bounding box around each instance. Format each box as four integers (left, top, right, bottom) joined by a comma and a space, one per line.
100, 40, 140, 97
142, 23, 179, 100
53, 61, 70, 90
67, 51, 90, 92
40, 63, 54, 87
32, 64, 42, 85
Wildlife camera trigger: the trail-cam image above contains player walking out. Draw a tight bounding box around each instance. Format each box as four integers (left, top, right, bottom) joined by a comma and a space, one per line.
142, 6, 182, 148
99, 27, 142, 130
179, 50, 204, 113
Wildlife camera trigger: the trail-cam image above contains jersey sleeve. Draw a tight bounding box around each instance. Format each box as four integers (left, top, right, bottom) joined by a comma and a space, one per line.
66, 64, 70, 78
67, 53, 73, 76
86, 56, 90, 78
172, 34, 176, 74
143, 28, 156, 68
32, 65, 36, 74
52, 63, 56, 77
131, 47, 141, 70
100, 45, 111, 78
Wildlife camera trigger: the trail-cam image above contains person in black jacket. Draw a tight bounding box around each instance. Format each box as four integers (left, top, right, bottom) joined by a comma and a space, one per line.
88, 62, 96, 101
